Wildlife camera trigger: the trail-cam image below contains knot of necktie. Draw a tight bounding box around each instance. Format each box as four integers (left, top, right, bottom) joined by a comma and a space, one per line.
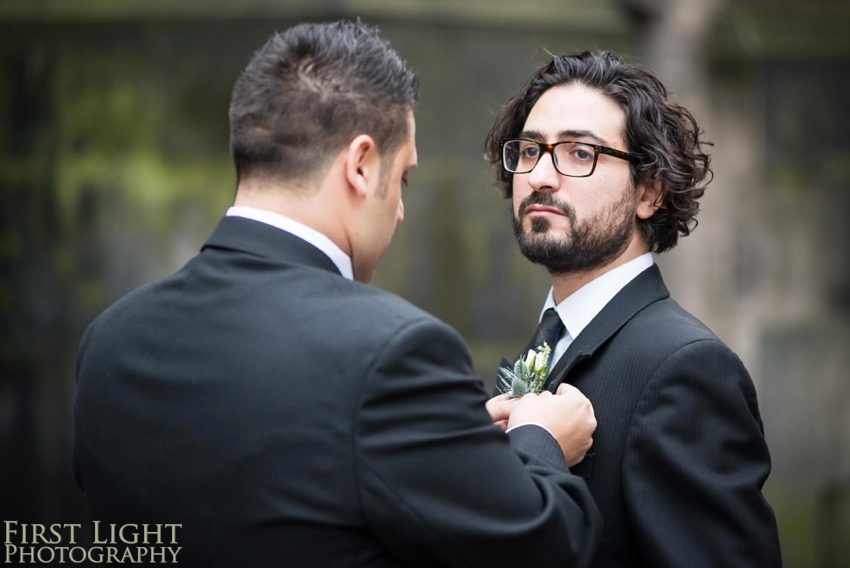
522, 307, 564, 357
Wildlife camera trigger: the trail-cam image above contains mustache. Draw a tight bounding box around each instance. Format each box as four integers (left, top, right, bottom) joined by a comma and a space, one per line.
517, 192, 575, 220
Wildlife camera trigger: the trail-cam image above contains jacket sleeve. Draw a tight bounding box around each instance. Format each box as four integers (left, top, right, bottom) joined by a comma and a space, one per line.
624, 339, 782, 567
354, 318, 601, 568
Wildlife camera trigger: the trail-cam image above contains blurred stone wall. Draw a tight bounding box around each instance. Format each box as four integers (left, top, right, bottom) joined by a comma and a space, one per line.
1, 0, 848, 565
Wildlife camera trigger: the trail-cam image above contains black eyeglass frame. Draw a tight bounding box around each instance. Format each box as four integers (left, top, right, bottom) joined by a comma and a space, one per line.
500, 138, 636, 178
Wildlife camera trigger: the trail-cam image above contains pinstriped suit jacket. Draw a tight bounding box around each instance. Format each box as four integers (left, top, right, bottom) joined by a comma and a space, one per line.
510, 265, 782, 567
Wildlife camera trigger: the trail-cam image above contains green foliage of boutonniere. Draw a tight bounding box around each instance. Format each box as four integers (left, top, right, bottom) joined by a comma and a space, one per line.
497, 343, 552, 398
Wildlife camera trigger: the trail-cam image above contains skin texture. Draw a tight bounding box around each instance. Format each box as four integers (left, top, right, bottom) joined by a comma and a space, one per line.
506, 384, 597, 467
344, 115, 417, 282
511, 84, 662, 303
487, 389, 597, 466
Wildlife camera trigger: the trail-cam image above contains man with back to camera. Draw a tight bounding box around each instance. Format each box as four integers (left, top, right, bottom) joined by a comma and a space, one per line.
73, 21, 603, 567
485, 51, 782, 566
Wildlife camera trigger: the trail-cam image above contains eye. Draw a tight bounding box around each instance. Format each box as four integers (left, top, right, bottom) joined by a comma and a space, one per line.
571, 147, 594, 161
520, 145, 540, 159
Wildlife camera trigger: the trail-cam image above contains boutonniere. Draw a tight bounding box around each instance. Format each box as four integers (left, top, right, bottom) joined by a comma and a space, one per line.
497, 343, 552, 398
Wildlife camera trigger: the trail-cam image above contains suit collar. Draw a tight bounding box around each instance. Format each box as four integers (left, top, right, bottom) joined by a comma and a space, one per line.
202, 216, 342, 276
544, 253, 655, 344
545, 264, 670, 391
226, 206, 353, 279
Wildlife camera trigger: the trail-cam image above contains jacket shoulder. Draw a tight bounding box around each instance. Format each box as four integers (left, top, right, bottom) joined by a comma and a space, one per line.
324, 276, 454, 342
626, 297, 722, 349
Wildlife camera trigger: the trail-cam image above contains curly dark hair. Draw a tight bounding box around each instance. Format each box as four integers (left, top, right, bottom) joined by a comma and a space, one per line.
485, 51, 712, 253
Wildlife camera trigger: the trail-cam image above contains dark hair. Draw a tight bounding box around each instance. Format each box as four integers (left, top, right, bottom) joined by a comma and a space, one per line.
485, 51, 712, 253
229, 20, 419, 185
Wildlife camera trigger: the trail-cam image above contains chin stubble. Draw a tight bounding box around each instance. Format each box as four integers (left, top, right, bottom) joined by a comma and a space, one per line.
512, 189, 636, 275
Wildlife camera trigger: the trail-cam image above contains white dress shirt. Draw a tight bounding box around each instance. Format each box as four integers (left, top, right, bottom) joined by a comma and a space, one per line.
226, 206, 354, 281
543, 253, 654, 368
506, 254, 653, 437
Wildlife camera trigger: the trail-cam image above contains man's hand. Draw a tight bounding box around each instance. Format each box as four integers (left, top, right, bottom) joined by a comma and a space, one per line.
486, 393, 519, 431
507, 384, 596, 466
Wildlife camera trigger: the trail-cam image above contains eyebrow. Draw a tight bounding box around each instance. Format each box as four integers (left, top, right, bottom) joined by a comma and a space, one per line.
520, 129, 609, 146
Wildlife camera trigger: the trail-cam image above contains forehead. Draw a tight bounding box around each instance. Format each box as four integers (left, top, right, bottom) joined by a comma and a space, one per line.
523, 83, 627, 149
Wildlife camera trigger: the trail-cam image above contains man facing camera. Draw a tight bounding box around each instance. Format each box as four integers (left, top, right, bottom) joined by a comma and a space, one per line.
74, 21, 602, 568
486, 51, 782, 567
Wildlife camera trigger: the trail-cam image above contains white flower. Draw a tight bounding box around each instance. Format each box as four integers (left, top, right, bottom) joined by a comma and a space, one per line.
523, 349, 538, 371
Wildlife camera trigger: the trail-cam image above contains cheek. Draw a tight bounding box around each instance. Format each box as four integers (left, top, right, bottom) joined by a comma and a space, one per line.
579, 176, 628, 217
386, 193, 402, 229
512, 196, 523, 217
512, 178, 528, 213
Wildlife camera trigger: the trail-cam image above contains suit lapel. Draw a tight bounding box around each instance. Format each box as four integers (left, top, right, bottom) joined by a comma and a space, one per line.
545, 265, 670, 392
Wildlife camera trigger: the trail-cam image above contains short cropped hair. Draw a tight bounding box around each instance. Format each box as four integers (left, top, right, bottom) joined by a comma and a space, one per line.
229, 20, 419, 185
485, 51, 712, 253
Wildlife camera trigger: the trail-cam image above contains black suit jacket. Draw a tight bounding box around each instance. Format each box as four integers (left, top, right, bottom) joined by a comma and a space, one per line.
510, 265, 781, 567
74, 216, 601, 568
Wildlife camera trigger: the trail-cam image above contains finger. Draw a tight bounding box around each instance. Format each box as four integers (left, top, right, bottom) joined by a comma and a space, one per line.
538, 390, 553, 397
495, 419, 508, 431
486, 396, 519, 422
584, 401, 597, 423
556, 383, 576, 395
486, 393, 510, 408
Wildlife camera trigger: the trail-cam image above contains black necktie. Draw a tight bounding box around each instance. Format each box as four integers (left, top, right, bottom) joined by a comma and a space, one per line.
520, 307, 565, 358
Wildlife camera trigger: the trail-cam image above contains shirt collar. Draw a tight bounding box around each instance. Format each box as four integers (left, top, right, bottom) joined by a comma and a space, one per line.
541, 253, 654, 340
226, 206, 354, 280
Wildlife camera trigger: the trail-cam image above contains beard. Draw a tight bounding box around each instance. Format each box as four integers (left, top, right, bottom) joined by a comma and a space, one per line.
512, 188, 636, 275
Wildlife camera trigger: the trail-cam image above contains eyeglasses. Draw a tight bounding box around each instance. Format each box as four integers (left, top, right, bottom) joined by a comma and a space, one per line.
500, 138, 635, 178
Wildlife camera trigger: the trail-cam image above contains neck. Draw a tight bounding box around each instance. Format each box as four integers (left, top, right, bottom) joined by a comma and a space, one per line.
550, 231, 649, 305
233, 178, 351, 255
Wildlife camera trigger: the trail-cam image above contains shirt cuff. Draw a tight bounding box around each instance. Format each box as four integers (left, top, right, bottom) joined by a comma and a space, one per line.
505, 422, 556, 440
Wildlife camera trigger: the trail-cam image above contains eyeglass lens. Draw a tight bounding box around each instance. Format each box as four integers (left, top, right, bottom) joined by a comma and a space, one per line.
503, 140, 597, 176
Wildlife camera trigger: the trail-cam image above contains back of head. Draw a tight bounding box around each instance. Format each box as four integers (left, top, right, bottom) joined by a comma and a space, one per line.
229, 20, 419, 187
486, 51, 712, 253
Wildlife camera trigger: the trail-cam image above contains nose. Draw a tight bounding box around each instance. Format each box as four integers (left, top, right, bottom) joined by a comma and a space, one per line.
526, 150, 561, 193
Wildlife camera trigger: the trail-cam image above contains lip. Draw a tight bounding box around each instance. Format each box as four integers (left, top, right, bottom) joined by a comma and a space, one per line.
524, 205, 566, 217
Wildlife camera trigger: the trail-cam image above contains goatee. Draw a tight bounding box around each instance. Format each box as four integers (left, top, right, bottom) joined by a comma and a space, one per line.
512, 189, 635, 275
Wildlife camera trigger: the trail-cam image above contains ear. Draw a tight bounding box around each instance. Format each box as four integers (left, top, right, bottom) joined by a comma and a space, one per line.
635, 176, 664, 220
343, 134, 379, 199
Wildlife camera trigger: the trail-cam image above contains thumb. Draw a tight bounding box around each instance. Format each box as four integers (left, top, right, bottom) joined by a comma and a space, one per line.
486, 395, 518, 423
